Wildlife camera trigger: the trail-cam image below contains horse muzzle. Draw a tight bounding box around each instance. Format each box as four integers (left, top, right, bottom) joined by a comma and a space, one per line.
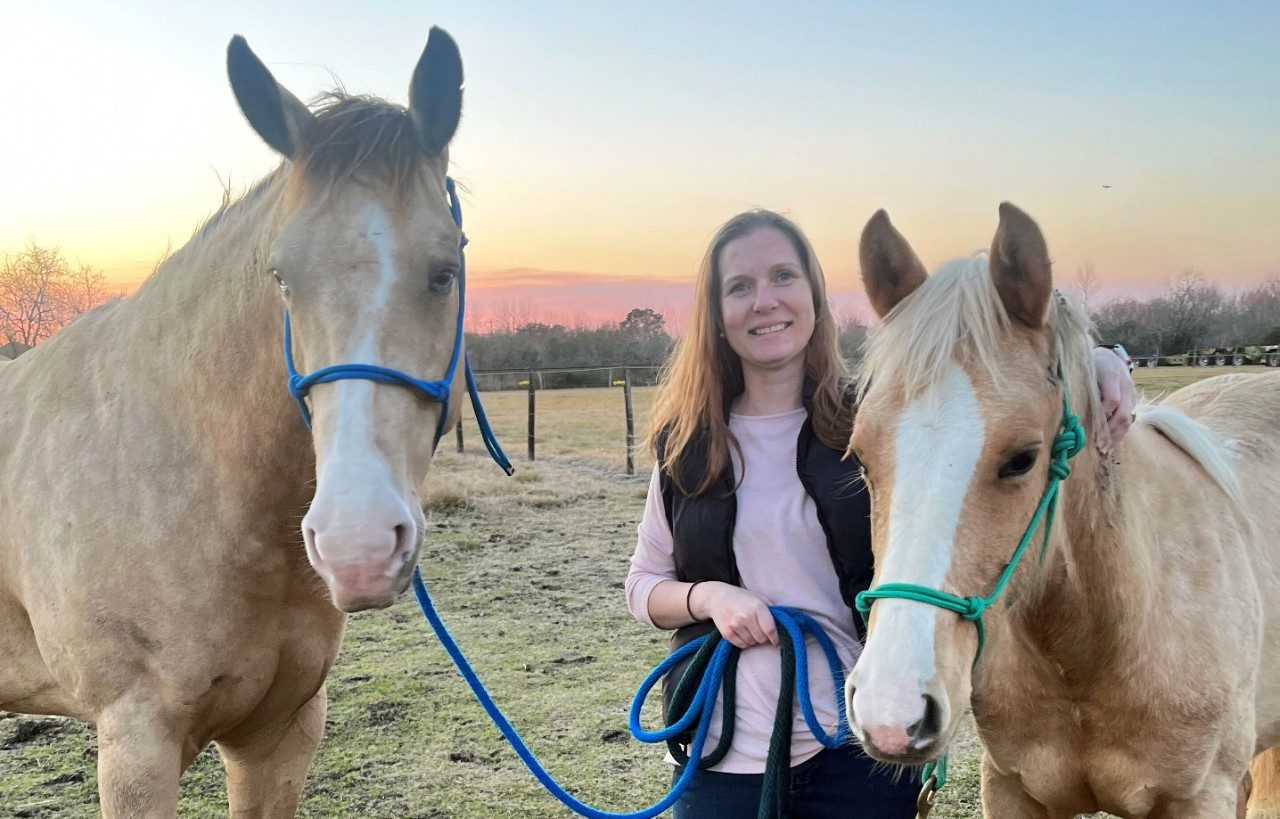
303, 503, 420, 613
848, 673, 951, 765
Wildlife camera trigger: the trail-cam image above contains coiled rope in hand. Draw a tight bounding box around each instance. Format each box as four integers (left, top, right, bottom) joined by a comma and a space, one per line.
413, 568, 849, 819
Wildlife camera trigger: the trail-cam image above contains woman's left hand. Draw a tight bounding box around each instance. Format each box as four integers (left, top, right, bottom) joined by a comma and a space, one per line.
1093, 347, 1138, 455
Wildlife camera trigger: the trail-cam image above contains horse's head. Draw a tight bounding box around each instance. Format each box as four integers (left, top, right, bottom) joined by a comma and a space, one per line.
846, 204, 1096, 764
227, 30, 465, 612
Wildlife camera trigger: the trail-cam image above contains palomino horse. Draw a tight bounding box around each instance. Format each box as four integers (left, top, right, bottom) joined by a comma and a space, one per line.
0, 30, 468, 815
846, 203, 1280, 817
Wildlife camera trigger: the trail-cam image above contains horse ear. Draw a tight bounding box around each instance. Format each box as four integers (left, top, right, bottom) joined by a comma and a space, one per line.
226, 36, 315, 160
409, 27, 463, 156
859, 210, 928, 318
989, 202, 1053, 329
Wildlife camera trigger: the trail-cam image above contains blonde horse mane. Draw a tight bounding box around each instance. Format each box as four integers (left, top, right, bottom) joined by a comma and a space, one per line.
1137, 403, 1243, 503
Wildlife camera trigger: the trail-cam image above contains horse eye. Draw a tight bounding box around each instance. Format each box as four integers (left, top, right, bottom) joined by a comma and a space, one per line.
430, 268, 457, 294
998, 450, 1038, 479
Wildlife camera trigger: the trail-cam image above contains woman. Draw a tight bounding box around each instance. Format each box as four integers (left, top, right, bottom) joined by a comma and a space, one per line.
624, 210, 1135, 817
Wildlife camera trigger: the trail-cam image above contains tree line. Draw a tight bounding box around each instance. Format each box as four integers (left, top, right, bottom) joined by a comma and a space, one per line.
464, 307, 870, 388
1090, 271, 1280, 355
5, 240, 1275, 369
467, 273, 1280, 389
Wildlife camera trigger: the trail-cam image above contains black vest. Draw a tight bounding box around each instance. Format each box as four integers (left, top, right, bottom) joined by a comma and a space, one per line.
657, 384, 874, 651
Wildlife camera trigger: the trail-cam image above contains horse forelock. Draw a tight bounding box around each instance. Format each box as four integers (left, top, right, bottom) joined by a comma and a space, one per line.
858, 252, 1105, 446
294, 93, 441, 200
859, 253, 1009, 405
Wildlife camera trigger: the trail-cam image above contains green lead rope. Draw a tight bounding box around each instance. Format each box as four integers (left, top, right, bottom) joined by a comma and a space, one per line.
758, 631, 796, 818
853, 363, 1086, 805
665, 627, 800, 818
666, 635, 739, 769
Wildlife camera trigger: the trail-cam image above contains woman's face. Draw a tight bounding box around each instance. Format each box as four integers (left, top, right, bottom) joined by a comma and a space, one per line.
718, 226, 817, 376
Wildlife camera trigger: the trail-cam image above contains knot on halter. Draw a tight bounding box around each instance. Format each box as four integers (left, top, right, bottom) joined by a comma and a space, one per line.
287, 374, 306, 399
958, 596, 988, 622
1049, 412, 1086, 480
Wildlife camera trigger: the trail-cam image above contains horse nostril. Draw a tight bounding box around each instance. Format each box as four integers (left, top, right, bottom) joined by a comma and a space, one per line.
908, 693, 944, 745
393, 523, 416, 562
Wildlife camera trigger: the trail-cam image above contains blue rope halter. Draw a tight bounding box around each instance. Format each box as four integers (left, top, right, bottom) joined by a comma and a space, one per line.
281, 177, 512, 474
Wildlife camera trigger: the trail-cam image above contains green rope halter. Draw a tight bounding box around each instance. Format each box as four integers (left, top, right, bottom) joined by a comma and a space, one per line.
853, 363, 1086, 803
854, 363, 1085, 658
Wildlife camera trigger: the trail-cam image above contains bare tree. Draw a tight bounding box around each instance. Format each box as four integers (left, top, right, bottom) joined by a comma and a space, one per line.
0, 240, 121, 347
1094, 298, 1162, 354
1075, 262, 1101, 312
1235, 276, 1280, 345
1151, 270, 1226, 353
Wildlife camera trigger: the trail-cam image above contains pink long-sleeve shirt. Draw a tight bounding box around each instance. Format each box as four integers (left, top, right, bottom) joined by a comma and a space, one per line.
625, 407, 862, 773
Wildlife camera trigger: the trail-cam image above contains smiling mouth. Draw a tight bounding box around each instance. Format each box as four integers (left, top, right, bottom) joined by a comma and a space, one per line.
749, 322, 791, 336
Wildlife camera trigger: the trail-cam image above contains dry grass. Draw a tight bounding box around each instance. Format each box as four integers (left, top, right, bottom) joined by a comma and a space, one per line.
1132, 364, 1269, 393
452, 385, 656, 475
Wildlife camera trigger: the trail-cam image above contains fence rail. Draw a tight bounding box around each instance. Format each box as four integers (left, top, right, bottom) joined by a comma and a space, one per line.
454, 365, 661, 475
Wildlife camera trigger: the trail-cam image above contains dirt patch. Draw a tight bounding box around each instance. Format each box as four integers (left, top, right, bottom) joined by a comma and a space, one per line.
1, 718, 66, 749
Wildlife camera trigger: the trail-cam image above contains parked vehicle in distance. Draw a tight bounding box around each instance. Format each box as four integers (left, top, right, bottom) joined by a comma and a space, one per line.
1128, 345, 1280, 369
1104, 343, 1134, 372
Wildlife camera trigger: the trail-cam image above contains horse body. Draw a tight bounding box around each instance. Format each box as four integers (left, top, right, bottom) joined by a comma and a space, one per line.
0, 31, 467, 816
1162, 373, 1280, 750
975, 401, 1278, 816
0, 171, 340, 813
848, 205, 1280, 817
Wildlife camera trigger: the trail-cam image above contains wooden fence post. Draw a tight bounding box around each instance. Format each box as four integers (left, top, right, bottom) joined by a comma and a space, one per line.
455, 417, 464, 453
527, 368, 536, 461
623, 367, 635, 475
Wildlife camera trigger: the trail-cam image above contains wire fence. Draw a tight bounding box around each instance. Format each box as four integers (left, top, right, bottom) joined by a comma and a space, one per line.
454, 366, 662, 475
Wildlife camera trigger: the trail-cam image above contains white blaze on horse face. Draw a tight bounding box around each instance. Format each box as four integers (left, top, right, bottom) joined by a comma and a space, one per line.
853, 361, 983, 746
302, 201, 419, 611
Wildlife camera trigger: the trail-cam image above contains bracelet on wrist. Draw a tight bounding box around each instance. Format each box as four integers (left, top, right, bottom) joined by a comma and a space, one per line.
685, 581, 705, 623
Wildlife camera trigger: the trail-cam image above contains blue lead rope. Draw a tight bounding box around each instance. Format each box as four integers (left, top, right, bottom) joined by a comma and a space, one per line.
465, 357, 513, 474
411, 568, 849, 819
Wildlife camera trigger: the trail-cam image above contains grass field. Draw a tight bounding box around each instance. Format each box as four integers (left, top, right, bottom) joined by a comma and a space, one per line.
0, 366, 1269, 817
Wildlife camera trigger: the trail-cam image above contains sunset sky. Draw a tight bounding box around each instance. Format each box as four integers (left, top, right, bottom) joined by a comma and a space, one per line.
3, 2, 1277, 327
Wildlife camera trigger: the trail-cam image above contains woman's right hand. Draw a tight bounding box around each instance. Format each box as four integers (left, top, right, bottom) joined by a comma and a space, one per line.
692, 582, 778, 649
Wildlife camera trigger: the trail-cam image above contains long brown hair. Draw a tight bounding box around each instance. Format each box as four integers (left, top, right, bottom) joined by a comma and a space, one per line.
648, 210, 851, 495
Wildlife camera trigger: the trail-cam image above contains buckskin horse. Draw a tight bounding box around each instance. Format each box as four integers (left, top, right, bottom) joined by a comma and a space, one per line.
0, 29, 472, 816
847, 204, 1280, 817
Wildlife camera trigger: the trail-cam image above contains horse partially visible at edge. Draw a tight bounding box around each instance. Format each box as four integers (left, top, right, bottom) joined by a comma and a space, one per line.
0, 29, 467, 816
846, 203, 1280, 817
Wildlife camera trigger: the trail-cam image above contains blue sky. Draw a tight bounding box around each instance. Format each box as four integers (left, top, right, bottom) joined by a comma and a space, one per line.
2, 1, 1276, 319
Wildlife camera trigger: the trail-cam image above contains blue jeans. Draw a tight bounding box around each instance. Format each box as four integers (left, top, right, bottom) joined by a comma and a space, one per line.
670, 745, 918, 818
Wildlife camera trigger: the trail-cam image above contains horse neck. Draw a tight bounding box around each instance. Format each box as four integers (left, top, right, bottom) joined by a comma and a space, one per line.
1012, 440, 1155, 673
128, 171, 315, 513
